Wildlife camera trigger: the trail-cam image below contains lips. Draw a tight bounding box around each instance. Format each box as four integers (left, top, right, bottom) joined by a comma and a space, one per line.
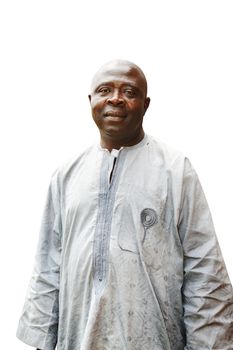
104, 111, 126, 122
104, 110, 126, 118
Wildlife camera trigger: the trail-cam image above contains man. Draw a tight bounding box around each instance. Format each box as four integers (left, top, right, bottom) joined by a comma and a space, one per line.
17, 60, 233, 349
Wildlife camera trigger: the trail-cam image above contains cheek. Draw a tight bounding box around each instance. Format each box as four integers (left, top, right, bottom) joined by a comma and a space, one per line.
91, 101, 105, 117
128, 104, 145, 118
128, 100, 144, 111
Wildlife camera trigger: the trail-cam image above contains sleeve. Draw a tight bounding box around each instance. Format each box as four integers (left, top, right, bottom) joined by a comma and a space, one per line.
178, 158, 233, 349
16, 172, 62, 350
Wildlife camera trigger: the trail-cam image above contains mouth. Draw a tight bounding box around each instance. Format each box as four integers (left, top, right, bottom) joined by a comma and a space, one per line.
104, 111, 126, 121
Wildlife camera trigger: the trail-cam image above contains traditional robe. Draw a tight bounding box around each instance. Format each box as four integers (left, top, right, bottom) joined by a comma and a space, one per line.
17, 135, 233, 350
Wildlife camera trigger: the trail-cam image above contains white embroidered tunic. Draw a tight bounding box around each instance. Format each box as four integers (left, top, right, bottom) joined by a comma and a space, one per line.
17, 135, 233, 350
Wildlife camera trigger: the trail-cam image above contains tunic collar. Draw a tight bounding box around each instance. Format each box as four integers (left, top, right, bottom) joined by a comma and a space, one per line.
97, 133, 149, 155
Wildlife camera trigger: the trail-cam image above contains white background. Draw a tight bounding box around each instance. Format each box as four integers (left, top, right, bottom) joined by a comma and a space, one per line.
0, 1, 232, 348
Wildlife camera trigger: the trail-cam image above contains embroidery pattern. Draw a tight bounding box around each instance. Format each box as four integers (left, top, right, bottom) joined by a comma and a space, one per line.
141, 208, 158, 243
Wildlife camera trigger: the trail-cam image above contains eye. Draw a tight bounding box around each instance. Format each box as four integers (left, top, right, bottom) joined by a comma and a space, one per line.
124, 89, 136, 98
97, 86, 111, 95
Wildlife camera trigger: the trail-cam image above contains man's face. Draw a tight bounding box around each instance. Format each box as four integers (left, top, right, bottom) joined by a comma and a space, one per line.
89, 62, 150, 146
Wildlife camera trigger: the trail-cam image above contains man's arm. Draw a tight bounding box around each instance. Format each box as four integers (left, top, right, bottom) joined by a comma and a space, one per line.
16, 172, 62, 350
178, 159, 233, 349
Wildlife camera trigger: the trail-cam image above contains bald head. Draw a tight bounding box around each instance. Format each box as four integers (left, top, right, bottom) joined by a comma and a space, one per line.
90, 59, 148, 96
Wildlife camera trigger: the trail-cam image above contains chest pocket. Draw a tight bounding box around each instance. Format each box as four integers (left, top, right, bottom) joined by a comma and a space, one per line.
115, 183, 166, 256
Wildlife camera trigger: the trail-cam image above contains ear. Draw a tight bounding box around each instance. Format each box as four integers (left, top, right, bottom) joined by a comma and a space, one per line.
144, 97, 150, 112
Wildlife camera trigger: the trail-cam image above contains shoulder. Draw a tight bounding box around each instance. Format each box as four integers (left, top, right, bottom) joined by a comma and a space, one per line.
145, 135, 198, 186
146, 134, 187, 168
50, 143, 97, 188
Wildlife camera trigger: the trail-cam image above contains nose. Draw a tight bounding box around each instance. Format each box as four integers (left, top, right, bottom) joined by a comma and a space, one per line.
107, 90, 124, 106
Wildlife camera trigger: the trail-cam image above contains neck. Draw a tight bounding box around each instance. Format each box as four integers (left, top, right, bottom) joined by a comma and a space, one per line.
100, 130, 145, 151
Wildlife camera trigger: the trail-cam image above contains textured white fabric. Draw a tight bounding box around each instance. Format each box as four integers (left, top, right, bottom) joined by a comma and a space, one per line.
17, 135, 233, 349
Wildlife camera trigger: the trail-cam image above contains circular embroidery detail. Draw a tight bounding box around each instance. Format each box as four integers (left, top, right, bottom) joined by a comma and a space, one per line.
141, 208, 158, 243
141, 208, 158, 228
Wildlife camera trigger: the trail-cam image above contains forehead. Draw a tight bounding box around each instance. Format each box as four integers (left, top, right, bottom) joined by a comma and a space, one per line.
91, 64, 146, 91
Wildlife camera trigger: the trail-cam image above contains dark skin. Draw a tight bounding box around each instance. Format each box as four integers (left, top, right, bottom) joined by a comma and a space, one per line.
35, 60, 149, 350
89, 60, 150, 151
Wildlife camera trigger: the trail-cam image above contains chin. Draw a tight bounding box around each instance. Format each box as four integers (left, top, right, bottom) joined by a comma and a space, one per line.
104, 126, 125, 134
